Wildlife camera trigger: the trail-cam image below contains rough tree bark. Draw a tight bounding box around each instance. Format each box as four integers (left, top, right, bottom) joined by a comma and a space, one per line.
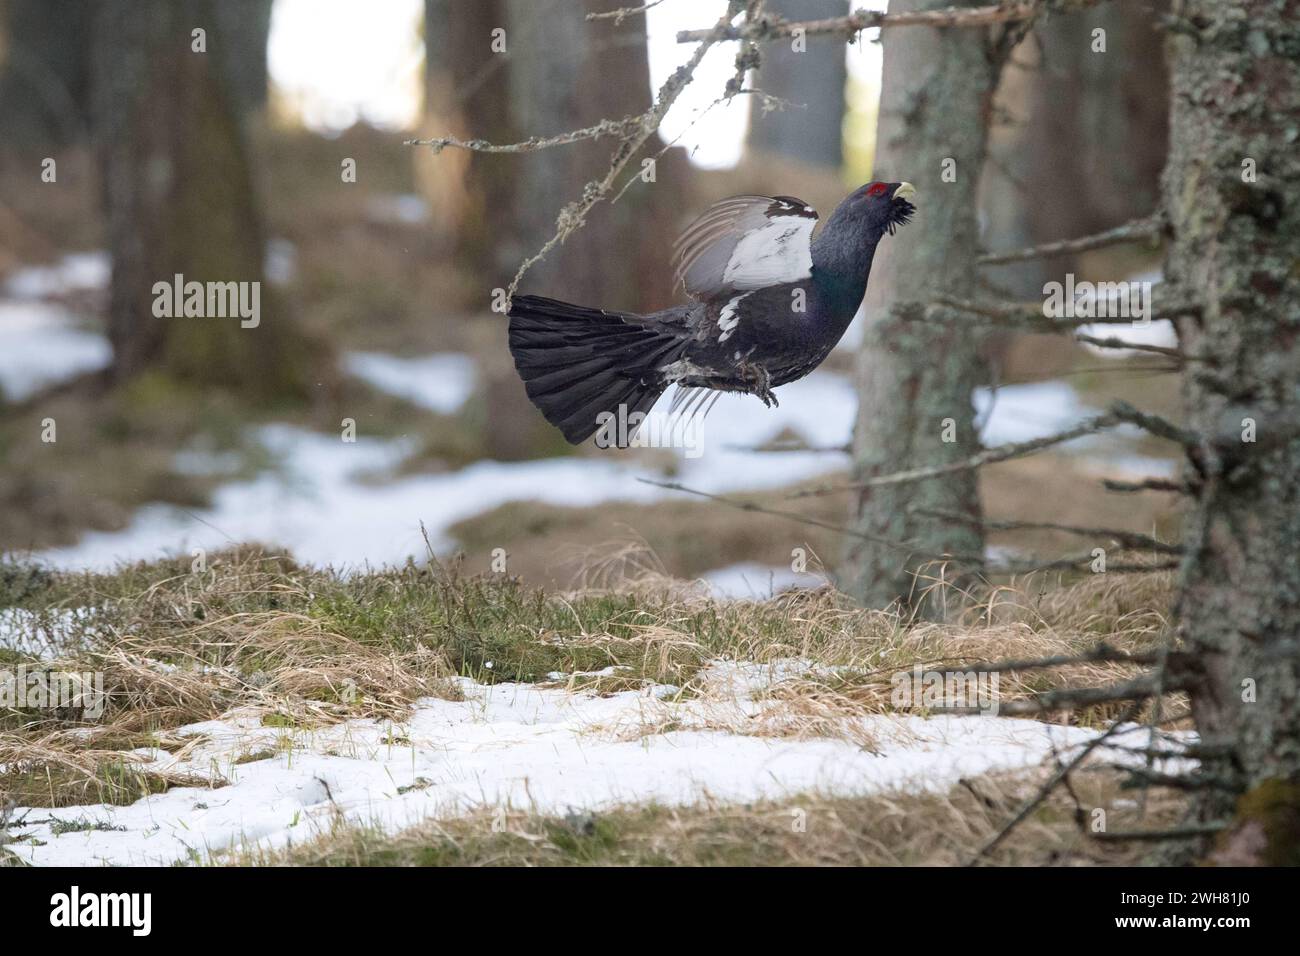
92, 0, 316, 398
1164, 0, 1300, 864
745, 0, 850, 170
841, 0, 997, 615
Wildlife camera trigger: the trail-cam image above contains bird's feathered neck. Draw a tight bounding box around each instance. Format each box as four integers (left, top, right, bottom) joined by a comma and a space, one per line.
810, 223, 885, 313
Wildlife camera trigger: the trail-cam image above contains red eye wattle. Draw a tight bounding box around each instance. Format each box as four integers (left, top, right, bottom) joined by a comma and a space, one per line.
866, 182, 890, 198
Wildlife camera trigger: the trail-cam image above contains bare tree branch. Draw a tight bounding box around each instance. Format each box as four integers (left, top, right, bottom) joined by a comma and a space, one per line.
411, 2, 749, 303
1090, 824, 1226, 842
675, 1, 1107, 43
915, 507, 1184, 555
635, 477, 987, 561
637, 478, 1174, 575
788, 412, 1125, 500
1103, 476, 1191, 494
929, 293, 1200, 332
587, 0, 667, 23
978, 214, 1163, 265
967, 700, 1143, 865
1073, 332, 1185, 360
406, 115, 644, 155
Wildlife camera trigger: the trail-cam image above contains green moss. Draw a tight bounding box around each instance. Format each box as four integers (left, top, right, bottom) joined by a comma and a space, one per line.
1227, 778, 1300, 866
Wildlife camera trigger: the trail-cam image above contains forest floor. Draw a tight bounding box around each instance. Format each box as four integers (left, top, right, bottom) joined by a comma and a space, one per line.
0, 546, 1192, 867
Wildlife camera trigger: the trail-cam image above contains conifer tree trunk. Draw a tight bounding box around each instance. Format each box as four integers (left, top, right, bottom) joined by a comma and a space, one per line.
1164, 0, 1300, 864
842, 0, 995, 615
92, 0, 314, 399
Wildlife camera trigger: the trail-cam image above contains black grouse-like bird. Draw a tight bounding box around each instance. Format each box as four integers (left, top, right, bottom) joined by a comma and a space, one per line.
507, 180, 916, 444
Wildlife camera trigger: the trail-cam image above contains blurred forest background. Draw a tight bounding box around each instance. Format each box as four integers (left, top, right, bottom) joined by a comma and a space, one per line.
0, 0, 1179, 596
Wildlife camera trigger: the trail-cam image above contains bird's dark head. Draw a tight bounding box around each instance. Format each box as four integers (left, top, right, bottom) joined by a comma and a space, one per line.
810, 180, 915, 289
830, 181, 916, 237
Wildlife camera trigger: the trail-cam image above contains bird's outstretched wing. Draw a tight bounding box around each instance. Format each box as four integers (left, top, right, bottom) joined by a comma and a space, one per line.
672, 195, 818, 302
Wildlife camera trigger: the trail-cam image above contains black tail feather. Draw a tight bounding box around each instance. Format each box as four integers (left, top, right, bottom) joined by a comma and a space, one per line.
507, 294, 686, 445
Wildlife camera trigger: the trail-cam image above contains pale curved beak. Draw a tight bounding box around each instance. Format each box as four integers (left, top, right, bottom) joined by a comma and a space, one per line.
893, 182, 917, 202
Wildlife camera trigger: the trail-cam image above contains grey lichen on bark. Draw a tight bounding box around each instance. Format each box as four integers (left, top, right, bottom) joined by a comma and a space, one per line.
1163, 0, 1300, 861
841, 0, 996, 616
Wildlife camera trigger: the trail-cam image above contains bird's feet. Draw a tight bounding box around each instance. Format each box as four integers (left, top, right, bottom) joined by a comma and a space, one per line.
740, 361, 778, 408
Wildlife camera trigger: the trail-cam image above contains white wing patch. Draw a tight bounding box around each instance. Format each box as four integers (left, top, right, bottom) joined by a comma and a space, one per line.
717, 292, 750, 343
721, 215, 814, 290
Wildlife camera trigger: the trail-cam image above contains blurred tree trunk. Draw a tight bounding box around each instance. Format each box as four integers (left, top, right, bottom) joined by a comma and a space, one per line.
746, 0, 849, 170
980, 0, 1168, 301
92, 0, 316, 399
503, 0, 690, 312
0, 0, 93, 146
420, 0, 518, 280
1164, 0, 1300, 864
422, 0, 691, 309
210, 0, 273, 117
841, 0, 996, 616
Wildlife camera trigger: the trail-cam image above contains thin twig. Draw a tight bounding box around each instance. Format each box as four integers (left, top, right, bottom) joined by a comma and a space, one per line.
675, 1, 1106, 42
1090, 823, 1226, 842
1103, 476, 1190, 494
788, 412, 1125, 500
930, 293, 1200, 332
635, 477, 985, 561
586, 0, 667, 23
916, 507, 1184, 555
1074, 332, 1186, 359
978, 214, 1163, 265
406, 115, 643, 155
967, 701, 1142, 865
638, 478, 1174, 576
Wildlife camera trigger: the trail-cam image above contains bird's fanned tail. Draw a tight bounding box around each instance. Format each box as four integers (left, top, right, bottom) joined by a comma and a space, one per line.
507, 294, 687, 445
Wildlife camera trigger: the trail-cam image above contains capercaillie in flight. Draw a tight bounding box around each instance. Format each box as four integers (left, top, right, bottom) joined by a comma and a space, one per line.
507, 180, 916, 445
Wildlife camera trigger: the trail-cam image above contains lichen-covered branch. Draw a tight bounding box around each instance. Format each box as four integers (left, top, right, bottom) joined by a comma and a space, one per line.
930, 292, 1201, 332
791, 410, 1124, 500
406, 114, 645, 154
674, 0, 1108, 43
915, 507, 1184, 555
411, 1, 748, 303
978, 214, 1163, 265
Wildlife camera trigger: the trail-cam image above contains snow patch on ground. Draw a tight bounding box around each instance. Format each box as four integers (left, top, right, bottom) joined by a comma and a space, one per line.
699, 562, 830, 599
341, 351, 477, 414
3, 252, 110, 301
24, 374, 861, 571
0, 607, 103, 660
0, 302, 111, 402
17, 368, 1175, 571
3, 663, 1185, 866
